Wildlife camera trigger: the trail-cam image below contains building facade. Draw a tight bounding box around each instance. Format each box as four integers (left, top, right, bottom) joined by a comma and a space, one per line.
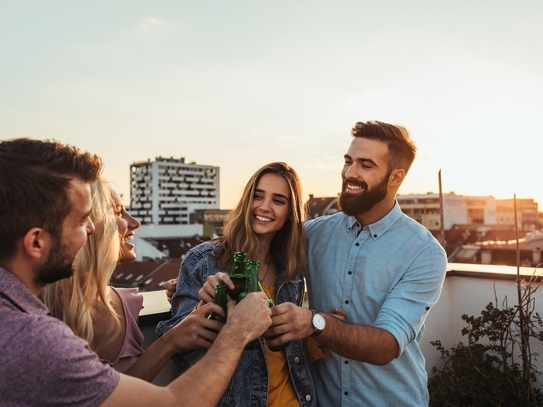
496, 198, 540, 230
190, 209, 231, 236
130, 156, 220, 225
396, 192, 470, 230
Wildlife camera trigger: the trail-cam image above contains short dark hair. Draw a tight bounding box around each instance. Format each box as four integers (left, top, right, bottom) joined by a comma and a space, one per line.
351, 121, 417, 173
0, 138, 102, 264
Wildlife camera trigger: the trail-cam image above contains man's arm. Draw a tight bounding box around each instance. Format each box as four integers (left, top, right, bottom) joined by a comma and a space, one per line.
267, 303, 398, 365
312, 312, 398, 365
268, 243, 447, 366
101, 292, 272, 407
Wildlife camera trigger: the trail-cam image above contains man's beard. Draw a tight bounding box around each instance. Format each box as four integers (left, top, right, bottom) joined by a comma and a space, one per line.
35, 235, 75, 286
338, 173, 390, 216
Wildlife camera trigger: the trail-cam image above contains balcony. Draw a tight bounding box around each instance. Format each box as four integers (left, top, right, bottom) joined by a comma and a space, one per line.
138, 262, 543, 387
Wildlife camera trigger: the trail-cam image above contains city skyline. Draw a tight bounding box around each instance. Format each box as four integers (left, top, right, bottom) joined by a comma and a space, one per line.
1, 1, 542, 209
124, 154, 542, 211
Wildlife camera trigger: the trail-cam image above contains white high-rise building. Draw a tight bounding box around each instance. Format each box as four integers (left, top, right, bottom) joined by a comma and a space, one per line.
130, 156, 220, 225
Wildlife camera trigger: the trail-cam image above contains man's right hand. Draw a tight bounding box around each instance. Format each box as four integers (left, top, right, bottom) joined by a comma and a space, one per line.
222, 292, 272, 345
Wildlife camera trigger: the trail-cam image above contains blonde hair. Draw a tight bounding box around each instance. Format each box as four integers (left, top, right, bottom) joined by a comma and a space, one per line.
42, 179, 121, 345
216, 162, 306, 283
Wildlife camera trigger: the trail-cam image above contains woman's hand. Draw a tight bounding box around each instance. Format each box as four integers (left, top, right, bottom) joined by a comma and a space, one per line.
164, 278, 177, 303
198, 272, 235, 304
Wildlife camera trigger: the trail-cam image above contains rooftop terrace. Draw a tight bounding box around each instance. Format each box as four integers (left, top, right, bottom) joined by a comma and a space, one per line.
138, 262, 543, 389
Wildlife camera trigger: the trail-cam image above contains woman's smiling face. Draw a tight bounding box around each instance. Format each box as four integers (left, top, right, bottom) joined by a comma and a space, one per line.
111, 188, 141, 263
251, 173, 291, 239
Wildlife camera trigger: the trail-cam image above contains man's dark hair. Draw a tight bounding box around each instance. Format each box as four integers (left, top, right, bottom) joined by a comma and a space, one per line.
351, 121, 417, 173
0, 138, 102, 264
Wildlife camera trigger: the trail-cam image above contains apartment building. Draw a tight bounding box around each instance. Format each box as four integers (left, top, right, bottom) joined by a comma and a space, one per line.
496, 198, 540, 229
396, 192, 470, 230
130, 156, 220, 225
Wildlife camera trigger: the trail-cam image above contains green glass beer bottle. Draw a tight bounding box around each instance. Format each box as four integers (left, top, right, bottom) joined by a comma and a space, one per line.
207, 282, 227, 333
227, 250, 248, 301
238, 260, 260, 349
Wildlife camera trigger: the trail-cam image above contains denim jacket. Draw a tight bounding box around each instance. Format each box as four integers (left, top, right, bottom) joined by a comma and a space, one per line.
156, 241, 316, 407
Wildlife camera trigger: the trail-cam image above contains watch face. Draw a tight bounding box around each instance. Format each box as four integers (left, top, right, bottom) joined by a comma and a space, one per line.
313, 313, 326, 330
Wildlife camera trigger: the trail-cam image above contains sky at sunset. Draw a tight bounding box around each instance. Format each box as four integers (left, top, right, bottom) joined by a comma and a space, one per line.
1, 1, 542, 210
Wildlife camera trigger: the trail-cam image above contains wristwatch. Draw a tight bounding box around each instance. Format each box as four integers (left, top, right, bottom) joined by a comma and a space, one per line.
310, 309, 326, 337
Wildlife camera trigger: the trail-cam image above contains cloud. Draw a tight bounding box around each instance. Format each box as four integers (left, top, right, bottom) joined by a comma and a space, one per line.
138, 17, 173, 34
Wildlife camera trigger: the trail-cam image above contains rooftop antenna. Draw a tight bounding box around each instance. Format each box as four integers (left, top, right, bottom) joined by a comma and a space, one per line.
438, 169, 445, 247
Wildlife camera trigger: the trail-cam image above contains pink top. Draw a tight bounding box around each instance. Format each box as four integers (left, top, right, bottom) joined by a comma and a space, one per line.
106, 287, 145, 372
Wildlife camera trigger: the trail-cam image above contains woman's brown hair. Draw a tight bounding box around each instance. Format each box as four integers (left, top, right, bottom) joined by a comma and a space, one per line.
215, 162, 306, 283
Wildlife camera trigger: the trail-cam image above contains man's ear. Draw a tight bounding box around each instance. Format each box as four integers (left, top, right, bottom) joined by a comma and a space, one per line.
389, 169, 406, 187
22, 228, 48, 260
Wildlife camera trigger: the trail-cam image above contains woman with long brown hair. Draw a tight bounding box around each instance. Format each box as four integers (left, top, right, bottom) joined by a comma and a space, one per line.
157, 162, 324, 406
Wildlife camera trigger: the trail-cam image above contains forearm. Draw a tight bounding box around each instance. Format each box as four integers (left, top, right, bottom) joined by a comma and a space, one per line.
165, 322, 251, 404
107, 323, 250, 406
123, 333, 177, 382
317, 314, 399, 365
102, 293, 271, 407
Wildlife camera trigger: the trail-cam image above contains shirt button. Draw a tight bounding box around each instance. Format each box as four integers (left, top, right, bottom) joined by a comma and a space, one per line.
294, 356, 300, 363
348, 271, 352, 275
345, 300, 349, 304
344, 391, 349, 396
344, 360, 349, 364
305, 395, 312, 401
355, 242, 360, 246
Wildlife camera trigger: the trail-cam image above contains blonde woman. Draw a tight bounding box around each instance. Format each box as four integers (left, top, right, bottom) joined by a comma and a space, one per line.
43, 179, 226, 382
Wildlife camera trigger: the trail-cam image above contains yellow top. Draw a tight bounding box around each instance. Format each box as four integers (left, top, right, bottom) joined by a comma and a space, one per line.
261, 283, 300, 407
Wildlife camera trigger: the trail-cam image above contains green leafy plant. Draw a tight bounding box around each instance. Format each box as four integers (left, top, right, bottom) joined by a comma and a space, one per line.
429, 194, 543, 406
428, 273, 543, 407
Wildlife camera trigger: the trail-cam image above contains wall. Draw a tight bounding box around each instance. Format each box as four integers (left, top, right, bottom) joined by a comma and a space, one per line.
422, 263, 543, 378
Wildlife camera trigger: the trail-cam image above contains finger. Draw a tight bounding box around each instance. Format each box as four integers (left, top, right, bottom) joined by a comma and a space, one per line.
198, 283, 216, 303
205, 302, 227, 318
328, 307, 347, 321
164, 279, 177, 291
215, 272, 235, 289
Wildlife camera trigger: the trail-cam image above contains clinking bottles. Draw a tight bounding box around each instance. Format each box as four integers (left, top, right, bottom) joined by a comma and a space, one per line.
238, 260, 260, 349
227, 250, 248, 301
237, 260, 290, 352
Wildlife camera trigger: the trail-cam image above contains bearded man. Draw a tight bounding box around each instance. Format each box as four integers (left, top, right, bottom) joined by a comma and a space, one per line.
266, 121, 448, 407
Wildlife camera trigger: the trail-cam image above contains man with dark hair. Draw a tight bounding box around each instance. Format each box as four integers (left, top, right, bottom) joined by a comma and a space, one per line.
0, 138, 272, 407
267, 121, 448, 406
0, 138, 102, 268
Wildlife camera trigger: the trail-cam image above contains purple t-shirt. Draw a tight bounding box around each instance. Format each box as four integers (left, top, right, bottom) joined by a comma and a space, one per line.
0, 267, 120, 407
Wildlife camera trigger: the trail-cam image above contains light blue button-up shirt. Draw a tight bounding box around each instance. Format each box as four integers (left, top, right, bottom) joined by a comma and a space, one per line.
305, 202, 447, 407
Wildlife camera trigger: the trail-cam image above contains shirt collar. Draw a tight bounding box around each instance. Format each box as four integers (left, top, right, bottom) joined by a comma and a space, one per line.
346, 200, 402, 240
0, 267, 50, 316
